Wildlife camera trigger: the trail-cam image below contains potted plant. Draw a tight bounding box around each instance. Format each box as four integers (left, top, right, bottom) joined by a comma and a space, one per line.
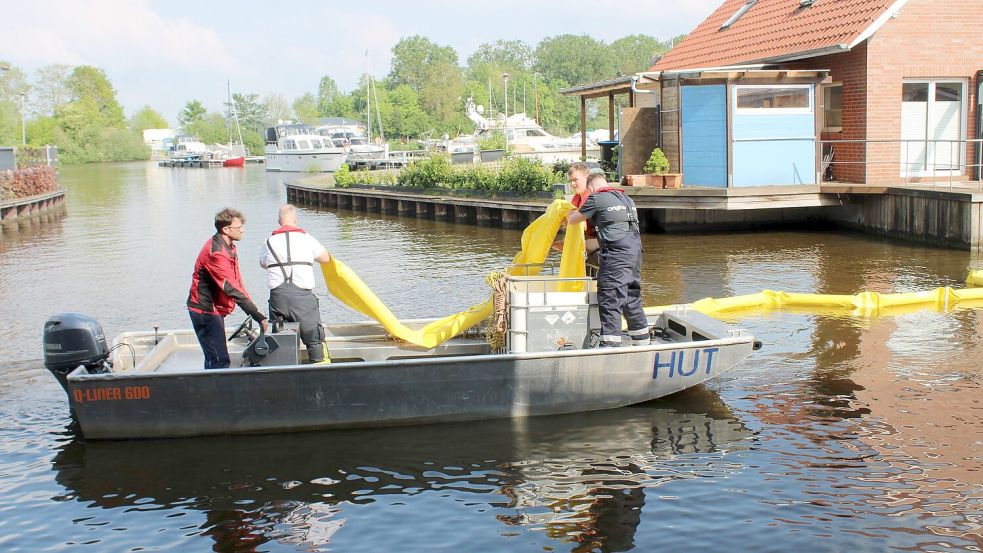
644, 147, 683, 188
642, 147, 670, 188
478, 132, 506, 162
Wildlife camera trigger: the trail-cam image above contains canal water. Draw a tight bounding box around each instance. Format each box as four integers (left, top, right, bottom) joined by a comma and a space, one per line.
0, 162, 981, 551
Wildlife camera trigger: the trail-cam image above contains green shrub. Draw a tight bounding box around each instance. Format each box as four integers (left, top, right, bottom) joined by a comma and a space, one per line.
477, 132, 505, 152
451, 165, 497, 191
498, 157, 562, 194
398, 154, 453, 188
643, 147, 670, 175
552, 160, 571, 175
334, 163, 353, 187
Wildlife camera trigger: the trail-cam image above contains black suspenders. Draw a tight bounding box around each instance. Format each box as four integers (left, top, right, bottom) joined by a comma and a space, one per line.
266, 232, 312, 284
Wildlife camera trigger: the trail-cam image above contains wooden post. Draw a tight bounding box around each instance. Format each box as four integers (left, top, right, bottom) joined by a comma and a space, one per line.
580, 96, 587, 159
608, 92, 615, 141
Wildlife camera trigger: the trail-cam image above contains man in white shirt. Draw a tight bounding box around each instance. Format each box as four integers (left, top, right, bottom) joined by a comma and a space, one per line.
259, 204, 333, 363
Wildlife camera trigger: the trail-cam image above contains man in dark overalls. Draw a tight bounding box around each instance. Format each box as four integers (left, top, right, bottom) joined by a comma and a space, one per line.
567, 174, 650, 348
259, 204, 333, 363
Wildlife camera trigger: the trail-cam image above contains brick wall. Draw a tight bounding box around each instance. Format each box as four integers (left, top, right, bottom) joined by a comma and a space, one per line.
862, 0, 981, 185
786, 0, 982, 185
788, 45, 870, 183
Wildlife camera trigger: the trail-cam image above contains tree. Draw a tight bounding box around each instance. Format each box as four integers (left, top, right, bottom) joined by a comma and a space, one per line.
419, 60, 464, 128
129, 105, 168, 133
177, 100, 207, 129
388, 35, 459, 93
0, 61, 30, 145
66, 65, 125, 128
263, 93, 292, 124
184, 112, 229, 145
609, 35, 669, 76
229, 93, 265, 133
292, 92, 318, 123
26, 115, 58, 147
31, 64, 72, 116
466, 40, 533, 78
534, 35, 614, 87
315, 75, 340, 117
387, 85, 430, 138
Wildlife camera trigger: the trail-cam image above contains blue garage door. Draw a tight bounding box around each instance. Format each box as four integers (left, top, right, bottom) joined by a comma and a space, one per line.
732, 85, 816, 186
681, 85, 727, 187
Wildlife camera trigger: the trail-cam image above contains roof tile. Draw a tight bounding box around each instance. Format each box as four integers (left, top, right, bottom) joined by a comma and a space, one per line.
654, 0, 898, 71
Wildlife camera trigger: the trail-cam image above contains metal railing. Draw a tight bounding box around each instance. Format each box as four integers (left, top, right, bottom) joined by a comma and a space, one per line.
819, 138, 983, 191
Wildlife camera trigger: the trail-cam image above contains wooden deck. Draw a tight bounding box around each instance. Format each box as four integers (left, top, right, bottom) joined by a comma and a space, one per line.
284, 179, 983, 250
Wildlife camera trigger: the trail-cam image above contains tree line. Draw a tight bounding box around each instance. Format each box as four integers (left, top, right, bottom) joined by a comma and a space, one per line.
0, 33, 681, 164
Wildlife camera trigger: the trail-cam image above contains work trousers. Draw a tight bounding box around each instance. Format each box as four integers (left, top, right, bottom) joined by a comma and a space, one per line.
596, 233, 649, 347
189, 310, 231, 369
269, 282, 325, 363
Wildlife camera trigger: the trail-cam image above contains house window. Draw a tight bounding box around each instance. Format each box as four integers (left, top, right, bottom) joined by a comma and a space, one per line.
823, 84, 843, 131
734, 85, 812, 113
901, 80, 966, 176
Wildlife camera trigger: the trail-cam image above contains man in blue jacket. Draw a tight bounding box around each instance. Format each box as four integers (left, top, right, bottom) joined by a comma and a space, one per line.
567, 174, 649, 348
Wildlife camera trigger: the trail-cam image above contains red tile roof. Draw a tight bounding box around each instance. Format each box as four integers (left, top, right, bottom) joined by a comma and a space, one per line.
653, 0, 902, 71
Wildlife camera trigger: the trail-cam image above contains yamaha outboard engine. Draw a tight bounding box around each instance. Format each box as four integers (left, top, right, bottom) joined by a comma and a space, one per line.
43, 313, 110, 392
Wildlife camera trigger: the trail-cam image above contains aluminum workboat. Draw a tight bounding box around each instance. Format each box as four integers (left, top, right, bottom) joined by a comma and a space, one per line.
43, 274, 758, 440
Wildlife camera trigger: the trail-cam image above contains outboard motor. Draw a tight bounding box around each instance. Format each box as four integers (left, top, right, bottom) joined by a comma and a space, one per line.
43, 313, 110, 392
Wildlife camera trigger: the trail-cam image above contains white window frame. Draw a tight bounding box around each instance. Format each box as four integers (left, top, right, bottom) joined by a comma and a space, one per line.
733, 84, 813, 115
900, 78, 968, 177
821, 83, 843, 133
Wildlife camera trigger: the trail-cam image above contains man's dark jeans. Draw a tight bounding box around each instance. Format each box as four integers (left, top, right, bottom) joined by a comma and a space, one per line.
189, 310, 230, 369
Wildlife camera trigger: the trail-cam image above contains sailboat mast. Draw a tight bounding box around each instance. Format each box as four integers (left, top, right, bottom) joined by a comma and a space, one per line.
228, 81, 244, 152
365, 50, 372, 141
372, 78, 385, 143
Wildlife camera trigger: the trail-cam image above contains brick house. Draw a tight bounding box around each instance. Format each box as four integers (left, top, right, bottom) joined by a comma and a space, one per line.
651, 0, 983, 187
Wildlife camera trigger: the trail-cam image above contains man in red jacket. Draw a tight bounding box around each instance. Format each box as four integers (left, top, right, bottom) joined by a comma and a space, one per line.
187, 208, 267, 369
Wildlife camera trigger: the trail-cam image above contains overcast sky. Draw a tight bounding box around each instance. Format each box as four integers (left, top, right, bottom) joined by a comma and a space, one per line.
0, 0, 720, 126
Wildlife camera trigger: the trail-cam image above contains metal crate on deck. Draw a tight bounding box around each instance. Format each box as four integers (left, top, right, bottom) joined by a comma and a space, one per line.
506, 265, 598, 353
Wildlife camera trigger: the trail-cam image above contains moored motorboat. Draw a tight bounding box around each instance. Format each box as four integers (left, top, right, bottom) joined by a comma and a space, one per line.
222, 156, 245, 167
42, 272, 758, 440
264, 123, 346, 172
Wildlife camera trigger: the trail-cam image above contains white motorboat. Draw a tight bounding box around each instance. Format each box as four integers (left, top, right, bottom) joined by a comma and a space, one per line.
168, 135, 211, 160
316, 119, 386, 169
264, 123, 346, 172
465, 97, 600, 164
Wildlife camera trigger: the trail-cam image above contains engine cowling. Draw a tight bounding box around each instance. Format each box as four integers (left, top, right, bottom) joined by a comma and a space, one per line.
43, 313, 109, 391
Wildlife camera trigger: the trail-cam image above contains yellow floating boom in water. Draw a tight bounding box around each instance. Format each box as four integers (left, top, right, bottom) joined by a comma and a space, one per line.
645, 285, 983, 319
319, 199, 983, 344
321, 199, 585, 348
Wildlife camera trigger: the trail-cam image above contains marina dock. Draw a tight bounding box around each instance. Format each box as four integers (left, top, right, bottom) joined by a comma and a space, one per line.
286, 179, 983, 250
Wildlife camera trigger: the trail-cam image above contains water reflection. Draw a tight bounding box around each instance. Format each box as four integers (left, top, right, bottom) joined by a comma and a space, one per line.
50, 387, 750, 552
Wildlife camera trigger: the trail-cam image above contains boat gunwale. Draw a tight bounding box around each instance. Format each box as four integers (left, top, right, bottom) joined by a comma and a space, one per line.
68, 334, 755, 383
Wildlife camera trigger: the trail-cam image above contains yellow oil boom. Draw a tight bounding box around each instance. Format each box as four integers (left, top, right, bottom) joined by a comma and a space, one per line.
320, 199, 983, 346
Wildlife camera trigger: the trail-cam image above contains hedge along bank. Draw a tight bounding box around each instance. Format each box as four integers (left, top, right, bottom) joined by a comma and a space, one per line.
334, 154, 566, 196
0, 166, 59, 201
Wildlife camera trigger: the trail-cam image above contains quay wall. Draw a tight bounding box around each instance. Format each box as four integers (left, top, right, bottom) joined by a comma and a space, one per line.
826, 188, 982, 250
286, 183, 983, 250
286, 185, 547, 229
0, 189, 67, 231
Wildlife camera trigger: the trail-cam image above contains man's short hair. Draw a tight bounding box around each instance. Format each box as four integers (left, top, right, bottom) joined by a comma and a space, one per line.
214, 208, 244, 232
567, 161, 590, 176
278, 204, 297, 225
587, 173, 608, 189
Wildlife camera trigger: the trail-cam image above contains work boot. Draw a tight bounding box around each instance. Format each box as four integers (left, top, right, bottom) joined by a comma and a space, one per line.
313, 343, 331, 365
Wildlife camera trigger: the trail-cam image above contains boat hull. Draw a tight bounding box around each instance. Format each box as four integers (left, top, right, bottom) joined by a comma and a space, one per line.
64, 337, 753, 439
265, 150, 345, 172
223, 156, 245, 167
